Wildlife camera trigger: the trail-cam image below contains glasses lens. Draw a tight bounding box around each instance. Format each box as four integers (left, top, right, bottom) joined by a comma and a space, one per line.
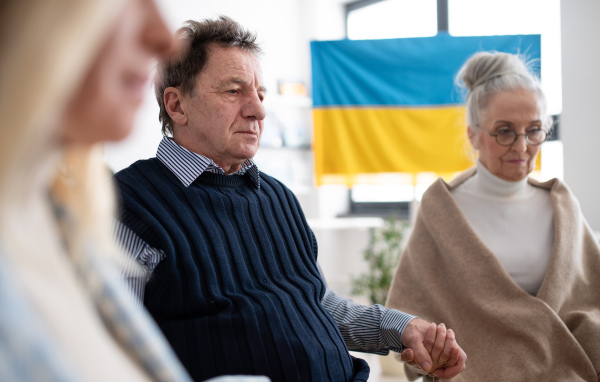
527, 129, 547, 145
496, 130, 516, 146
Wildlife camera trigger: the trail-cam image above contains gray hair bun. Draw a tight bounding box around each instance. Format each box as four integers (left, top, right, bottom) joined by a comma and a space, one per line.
459, 51, 535, 92
456, 51, 549, 130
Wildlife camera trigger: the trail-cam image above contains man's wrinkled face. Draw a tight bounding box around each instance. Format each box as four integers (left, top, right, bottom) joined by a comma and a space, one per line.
177, 45, 266, 173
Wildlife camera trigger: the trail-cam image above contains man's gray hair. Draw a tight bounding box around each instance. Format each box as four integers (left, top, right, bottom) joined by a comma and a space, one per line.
155, 15, 262, 136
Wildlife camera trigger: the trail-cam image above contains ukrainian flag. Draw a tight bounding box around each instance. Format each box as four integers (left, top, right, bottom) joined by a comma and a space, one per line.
311, 34, 541, 186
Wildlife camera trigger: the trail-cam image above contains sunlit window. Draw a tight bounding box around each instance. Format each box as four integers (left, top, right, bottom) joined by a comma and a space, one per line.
347, 0, 438, 40
344, 0, 563, 213
448, 0, 562, 115
449, 0, 563, 181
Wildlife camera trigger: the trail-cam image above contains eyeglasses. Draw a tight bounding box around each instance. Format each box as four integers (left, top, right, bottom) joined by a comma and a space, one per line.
479, 127, 548, 146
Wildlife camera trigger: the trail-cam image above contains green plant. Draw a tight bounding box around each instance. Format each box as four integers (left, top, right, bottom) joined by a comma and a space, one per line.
350, 215, 408, 306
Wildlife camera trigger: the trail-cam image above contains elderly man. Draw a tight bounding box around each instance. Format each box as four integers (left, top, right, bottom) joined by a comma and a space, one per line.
115, 16, 466, 382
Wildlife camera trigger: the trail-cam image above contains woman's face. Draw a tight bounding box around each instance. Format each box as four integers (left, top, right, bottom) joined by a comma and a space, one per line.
60, 0, 172, 145
469, 88, 545, 182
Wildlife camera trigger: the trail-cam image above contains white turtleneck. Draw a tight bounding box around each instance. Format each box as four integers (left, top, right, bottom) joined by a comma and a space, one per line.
450, 160, 554, 295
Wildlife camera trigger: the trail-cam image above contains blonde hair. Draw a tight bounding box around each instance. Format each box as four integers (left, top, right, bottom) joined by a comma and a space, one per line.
0, 0, 126, 264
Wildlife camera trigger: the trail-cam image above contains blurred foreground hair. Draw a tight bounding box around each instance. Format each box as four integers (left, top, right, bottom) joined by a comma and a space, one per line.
0, 0, 131, 267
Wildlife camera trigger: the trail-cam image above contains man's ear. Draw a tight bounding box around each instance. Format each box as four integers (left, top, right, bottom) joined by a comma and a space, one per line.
164, 87, 187, 125
467, 126, 478, 149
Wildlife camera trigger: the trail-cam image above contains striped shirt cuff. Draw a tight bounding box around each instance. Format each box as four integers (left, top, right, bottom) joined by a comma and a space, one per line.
113, 221, 166, 302
322, 289, 416, 355
380, 308, 416, 353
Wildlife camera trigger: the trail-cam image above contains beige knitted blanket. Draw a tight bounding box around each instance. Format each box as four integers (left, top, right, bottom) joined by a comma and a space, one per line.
387, 168, 600, 381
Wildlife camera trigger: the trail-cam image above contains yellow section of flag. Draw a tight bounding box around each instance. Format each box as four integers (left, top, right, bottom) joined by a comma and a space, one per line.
314, 106, 476, 186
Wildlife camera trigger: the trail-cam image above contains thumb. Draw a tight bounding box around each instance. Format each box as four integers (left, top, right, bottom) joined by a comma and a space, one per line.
400, 348, 414, 363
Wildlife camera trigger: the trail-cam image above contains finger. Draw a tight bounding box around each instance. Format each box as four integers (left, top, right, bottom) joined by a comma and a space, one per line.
400, 348, 414, 363
412, 323, 437, 372
459, 347, 468, 367
411, 339, 434, 372
432, 364, 463, 379
433, 348, 467, 379
430, 323, 447, 369
423, 322, 437, 354
446, 346, 460, 368
439, 328, 456, 367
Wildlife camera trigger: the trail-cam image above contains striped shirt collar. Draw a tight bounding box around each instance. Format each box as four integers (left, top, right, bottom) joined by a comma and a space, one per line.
156, 137, 260, 189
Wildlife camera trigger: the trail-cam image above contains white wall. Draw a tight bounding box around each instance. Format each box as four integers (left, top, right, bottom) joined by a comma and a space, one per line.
561, 0, 600, 231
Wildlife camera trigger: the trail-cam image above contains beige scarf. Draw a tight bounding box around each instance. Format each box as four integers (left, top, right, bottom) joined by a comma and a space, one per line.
387, 168, 600, 381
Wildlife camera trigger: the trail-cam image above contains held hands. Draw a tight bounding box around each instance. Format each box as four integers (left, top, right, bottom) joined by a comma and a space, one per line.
400, 319, 467, 379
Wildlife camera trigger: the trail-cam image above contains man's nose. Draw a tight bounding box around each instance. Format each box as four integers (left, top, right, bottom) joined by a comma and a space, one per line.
242, 93, 266, 121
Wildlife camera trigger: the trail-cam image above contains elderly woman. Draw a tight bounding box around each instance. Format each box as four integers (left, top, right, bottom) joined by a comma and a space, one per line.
387, 51, 600, 381
0, 1, 270, 381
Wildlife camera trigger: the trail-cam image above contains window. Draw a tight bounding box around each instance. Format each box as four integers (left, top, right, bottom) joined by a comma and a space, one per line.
345, 0, 452, 217
448, 0, 562, 115
347, 0, 438, 40
343, 0, 562, 216
448, 0, 563, 181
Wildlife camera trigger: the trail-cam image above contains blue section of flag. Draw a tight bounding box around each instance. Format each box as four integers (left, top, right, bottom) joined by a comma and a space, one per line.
310, 34, 541, 107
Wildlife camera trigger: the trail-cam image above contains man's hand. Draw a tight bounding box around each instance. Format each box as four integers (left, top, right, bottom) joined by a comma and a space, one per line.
399, 319, 466, 379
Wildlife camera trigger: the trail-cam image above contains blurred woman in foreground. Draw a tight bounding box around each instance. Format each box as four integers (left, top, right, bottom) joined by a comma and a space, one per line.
387, 52, 600, 381
0, 0, 192, 380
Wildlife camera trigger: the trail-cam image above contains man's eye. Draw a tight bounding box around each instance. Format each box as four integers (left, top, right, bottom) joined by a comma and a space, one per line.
227, 89, 239, 95
497, 128, 513, 135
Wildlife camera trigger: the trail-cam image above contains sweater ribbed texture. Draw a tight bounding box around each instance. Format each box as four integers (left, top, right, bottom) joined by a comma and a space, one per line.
115, 158, 368, 382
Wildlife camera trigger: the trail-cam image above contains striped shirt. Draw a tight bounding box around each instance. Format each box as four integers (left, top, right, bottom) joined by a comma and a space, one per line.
115, 136, 415, 354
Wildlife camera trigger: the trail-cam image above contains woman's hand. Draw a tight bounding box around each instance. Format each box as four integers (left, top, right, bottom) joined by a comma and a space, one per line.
400, 323, 466, 379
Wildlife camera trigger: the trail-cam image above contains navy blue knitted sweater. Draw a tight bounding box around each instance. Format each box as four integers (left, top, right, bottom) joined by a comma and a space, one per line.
115, 158, 369, 382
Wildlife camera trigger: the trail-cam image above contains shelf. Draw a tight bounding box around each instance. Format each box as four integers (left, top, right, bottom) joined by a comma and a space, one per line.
264, 94, 313, 108
307, 217, 384, 230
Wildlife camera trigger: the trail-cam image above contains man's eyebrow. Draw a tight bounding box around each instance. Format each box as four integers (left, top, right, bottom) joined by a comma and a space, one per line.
222, 78, 267, 93
222, 78, 246, 86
